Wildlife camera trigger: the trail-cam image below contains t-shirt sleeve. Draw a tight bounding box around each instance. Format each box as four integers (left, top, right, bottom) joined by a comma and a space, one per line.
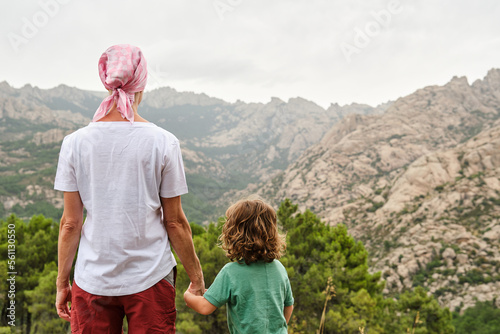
203, 265, 231, 308
160, 139, 188, 198
54, 136, 78, 192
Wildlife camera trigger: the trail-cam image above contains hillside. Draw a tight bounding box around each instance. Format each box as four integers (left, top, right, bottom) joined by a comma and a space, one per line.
0, 82, 382, 222
256, 69, 500, 311
346, 120, 500, 311
0, 83, 91, 218
260, 70, 499, 214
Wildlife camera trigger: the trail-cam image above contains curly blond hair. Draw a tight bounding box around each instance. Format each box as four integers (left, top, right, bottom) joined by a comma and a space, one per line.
220, 198, 286, 264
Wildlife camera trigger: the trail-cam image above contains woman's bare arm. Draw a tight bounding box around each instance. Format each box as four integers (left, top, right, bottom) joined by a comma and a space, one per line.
161, 196, 205, 295
56, 191, 84, 321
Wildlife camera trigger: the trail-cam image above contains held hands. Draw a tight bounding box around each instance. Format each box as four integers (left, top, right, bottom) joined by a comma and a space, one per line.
184, 282, 203, 311
187, 281, 205, 296
184, 283, 216, 315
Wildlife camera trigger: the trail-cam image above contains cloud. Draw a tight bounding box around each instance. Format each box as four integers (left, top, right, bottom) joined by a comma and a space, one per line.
0, 0, 499, 107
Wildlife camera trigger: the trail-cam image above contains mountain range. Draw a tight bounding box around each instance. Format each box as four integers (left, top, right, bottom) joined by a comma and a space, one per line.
1, 68, 499, 312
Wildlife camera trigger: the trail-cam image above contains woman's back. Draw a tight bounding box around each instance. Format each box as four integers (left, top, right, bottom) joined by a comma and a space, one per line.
55, 121, 187, 295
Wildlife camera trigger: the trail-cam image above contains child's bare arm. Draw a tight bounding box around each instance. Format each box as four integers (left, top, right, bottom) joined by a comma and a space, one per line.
184, 288, 217, 315
284, 305, 293, 324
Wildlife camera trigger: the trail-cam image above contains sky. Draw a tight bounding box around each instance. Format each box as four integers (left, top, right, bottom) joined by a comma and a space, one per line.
1, 0, 499, 108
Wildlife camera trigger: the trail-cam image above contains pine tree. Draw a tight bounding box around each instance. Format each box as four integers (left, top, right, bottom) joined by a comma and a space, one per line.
25, 263, 70, 333
278, 199, 455, 334
452, 301, 500, 334
0, 214, 60, 332
278, 199, 384, 333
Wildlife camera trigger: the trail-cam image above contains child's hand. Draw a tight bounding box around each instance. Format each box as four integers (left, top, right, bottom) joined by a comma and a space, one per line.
184, 284, 194, 298
183, 284, 217, 315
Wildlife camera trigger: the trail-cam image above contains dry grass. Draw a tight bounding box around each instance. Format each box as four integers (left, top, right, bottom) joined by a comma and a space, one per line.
317, 277, 336, 334
407, 311, 421, 334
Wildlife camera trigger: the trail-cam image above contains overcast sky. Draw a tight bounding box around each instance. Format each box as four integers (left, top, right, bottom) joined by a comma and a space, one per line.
1, 0, 499, 108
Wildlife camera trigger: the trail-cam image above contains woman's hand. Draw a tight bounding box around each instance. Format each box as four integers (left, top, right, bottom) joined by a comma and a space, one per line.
187, 281, 205, 296
55, 281, 72, 321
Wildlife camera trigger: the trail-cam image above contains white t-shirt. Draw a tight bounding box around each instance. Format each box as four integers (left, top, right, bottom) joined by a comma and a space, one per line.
54, 121, 188, 296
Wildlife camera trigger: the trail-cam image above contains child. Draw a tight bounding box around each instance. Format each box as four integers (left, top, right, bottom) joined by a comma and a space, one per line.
184, 198, 294, 333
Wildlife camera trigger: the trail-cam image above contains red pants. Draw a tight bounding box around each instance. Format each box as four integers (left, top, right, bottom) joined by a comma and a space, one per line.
70, 277, 176, 334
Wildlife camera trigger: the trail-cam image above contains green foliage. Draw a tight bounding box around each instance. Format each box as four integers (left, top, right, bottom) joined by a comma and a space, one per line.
182, 192, 219, 224
277, 199, 455, 334
0, 139, 60, 188
367, 201, 384, 213
181, 172, 248, 224
396, 286, 454, 334
189, 222, 206, 237
11, 202, 63, 221
458, 269, 488, 284
452, 301, 500, 334
435, 184, 446, 192
426, 257, 444, 272
0, 202, 456, 334
434, 287, 456, 298
25, 263, 70, 334
277, 199, 384, 333
0, 118, 53, 138
412, 252, 446, 288
0, 132, 65, 221
0, 214, 60, 332
0, 174, 26, 196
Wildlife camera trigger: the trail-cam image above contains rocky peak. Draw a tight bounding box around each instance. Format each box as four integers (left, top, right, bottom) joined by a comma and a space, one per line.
286, 96, 320, 109
472, 68, 500, 111
144, 86, 228, 109
269, 97, 285, 105
320, 113, 369, 147
447, 75, 469, 87
0, 81, 13, 95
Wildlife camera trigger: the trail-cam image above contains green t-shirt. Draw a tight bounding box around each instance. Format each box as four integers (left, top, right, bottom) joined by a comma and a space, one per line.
203, 260, 294, 334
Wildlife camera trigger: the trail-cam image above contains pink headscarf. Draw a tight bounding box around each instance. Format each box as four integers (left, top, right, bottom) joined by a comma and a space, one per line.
92, 44, 148, 123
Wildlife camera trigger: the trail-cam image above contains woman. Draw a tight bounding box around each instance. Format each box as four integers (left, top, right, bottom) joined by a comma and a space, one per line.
54, 44, 204, 333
